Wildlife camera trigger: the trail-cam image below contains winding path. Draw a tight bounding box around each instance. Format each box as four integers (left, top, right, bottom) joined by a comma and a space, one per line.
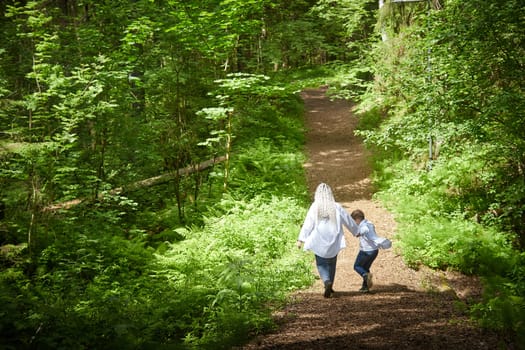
241, 87, 506, 349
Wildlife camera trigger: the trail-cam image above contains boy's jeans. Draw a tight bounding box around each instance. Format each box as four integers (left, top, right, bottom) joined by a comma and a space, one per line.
315, 255, 338, 284
354, 249, 378, 277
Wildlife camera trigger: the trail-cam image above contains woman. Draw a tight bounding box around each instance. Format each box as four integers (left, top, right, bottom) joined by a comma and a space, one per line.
296, 183, 358, 298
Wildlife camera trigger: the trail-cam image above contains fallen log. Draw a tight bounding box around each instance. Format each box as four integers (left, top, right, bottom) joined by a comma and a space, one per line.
44, 155, 226, 211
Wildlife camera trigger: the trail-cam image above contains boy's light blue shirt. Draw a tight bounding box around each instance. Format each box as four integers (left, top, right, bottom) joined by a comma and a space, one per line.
357, 219, 388, 251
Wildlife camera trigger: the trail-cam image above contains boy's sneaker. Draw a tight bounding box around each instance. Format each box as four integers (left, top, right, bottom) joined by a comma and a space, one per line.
359, 286, 369, 293
324, 282, 333, 298
365, 273, 373, 289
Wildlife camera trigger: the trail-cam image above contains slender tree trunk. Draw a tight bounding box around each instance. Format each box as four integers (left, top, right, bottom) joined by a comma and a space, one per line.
223, 112, 232, 191
95, 127, 107, 199
193, 171, 201, 207
173, 170, 184, 222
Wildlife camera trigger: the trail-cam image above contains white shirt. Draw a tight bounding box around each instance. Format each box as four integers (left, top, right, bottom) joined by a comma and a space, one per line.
357, 219, 389, 251
298, 203, 358, 258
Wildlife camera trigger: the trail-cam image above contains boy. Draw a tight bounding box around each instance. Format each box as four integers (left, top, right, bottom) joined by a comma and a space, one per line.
351, 209, 391, 292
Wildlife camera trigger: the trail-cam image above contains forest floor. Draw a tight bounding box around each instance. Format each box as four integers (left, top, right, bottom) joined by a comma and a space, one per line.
240, 87, 512, 349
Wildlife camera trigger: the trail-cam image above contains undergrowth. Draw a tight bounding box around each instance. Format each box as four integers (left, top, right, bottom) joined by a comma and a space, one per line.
357, 102, 525, 347
155, 195, 314, 349
0, 74, 318, 349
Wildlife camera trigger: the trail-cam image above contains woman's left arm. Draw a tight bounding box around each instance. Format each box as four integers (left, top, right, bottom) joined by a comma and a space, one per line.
337, 204, 358, 236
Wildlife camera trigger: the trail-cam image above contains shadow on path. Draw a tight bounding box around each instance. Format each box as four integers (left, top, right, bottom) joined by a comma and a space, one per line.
239, 88, 509, 350
300, 87, 372, 202
244, 284, 502, 350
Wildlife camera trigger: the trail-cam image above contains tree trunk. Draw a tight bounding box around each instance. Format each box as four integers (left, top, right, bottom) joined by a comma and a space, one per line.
43, 155, 227, 211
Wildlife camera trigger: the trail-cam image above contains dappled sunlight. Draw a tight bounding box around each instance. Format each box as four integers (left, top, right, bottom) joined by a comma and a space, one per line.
243, 286, 498, 350
240, 88, 506, 350
299, 88, 373, 202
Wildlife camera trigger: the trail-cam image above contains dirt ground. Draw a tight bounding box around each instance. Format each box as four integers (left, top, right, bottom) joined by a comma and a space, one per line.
240, 87, 512, 349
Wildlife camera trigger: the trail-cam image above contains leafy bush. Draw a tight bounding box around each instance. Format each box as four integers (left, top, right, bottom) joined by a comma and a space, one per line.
0, 189, 314, 350
471, 254, 525, 347
0, 68, 317, 349
354, 2, 525, 341
229, 138, 307, 200
371, 152, 524, 347
155, 195, 315, 348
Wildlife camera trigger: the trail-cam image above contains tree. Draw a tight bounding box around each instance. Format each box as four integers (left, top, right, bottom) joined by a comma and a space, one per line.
359, 0, 525, 239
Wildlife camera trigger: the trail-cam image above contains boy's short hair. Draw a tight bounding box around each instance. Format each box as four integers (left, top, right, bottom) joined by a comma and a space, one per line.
351, 209, 365, 221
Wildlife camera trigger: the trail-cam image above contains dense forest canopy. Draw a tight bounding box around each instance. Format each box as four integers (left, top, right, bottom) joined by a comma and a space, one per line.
0, 0, 524, 348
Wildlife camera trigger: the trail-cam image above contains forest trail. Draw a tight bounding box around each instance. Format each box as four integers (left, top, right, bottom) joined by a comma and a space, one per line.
241, 87, 505, 349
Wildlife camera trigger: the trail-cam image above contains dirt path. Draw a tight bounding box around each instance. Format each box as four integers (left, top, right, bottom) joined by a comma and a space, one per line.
241, 87, 507, 349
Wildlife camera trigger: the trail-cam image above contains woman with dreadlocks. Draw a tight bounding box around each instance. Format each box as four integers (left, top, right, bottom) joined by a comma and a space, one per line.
296, 183, 358, 298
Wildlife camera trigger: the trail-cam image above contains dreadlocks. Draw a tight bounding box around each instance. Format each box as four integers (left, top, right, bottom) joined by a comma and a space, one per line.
314, 183, 337, 227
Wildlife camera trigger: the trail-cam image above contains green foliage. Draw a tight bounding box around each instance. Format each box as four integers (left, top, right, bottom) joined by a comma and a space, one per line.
0, 0, 339, 348
350, 0, 525, 344
5, 0, 524, 347
372, 158, 524, 345
471, 258, 525, 346
0, 9, 316, 344
360, 0, 525, 231
0, 230, 158, 349
156, 195, 314, 348
230, 138, 307, 199
0, 118, 314, 348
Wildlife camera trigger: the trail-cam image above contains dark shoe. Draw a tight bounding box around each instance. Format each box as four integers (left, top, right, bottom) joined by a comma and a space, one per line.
366, 273, 373, 289
360, 275, 369, 293
324, 282, 333, 298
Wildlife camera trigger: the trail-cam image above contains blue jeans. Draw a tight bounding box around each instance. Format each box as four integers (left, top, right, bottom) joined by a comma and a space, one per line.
354, 249, 378, 277
315, 255, 338, 285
